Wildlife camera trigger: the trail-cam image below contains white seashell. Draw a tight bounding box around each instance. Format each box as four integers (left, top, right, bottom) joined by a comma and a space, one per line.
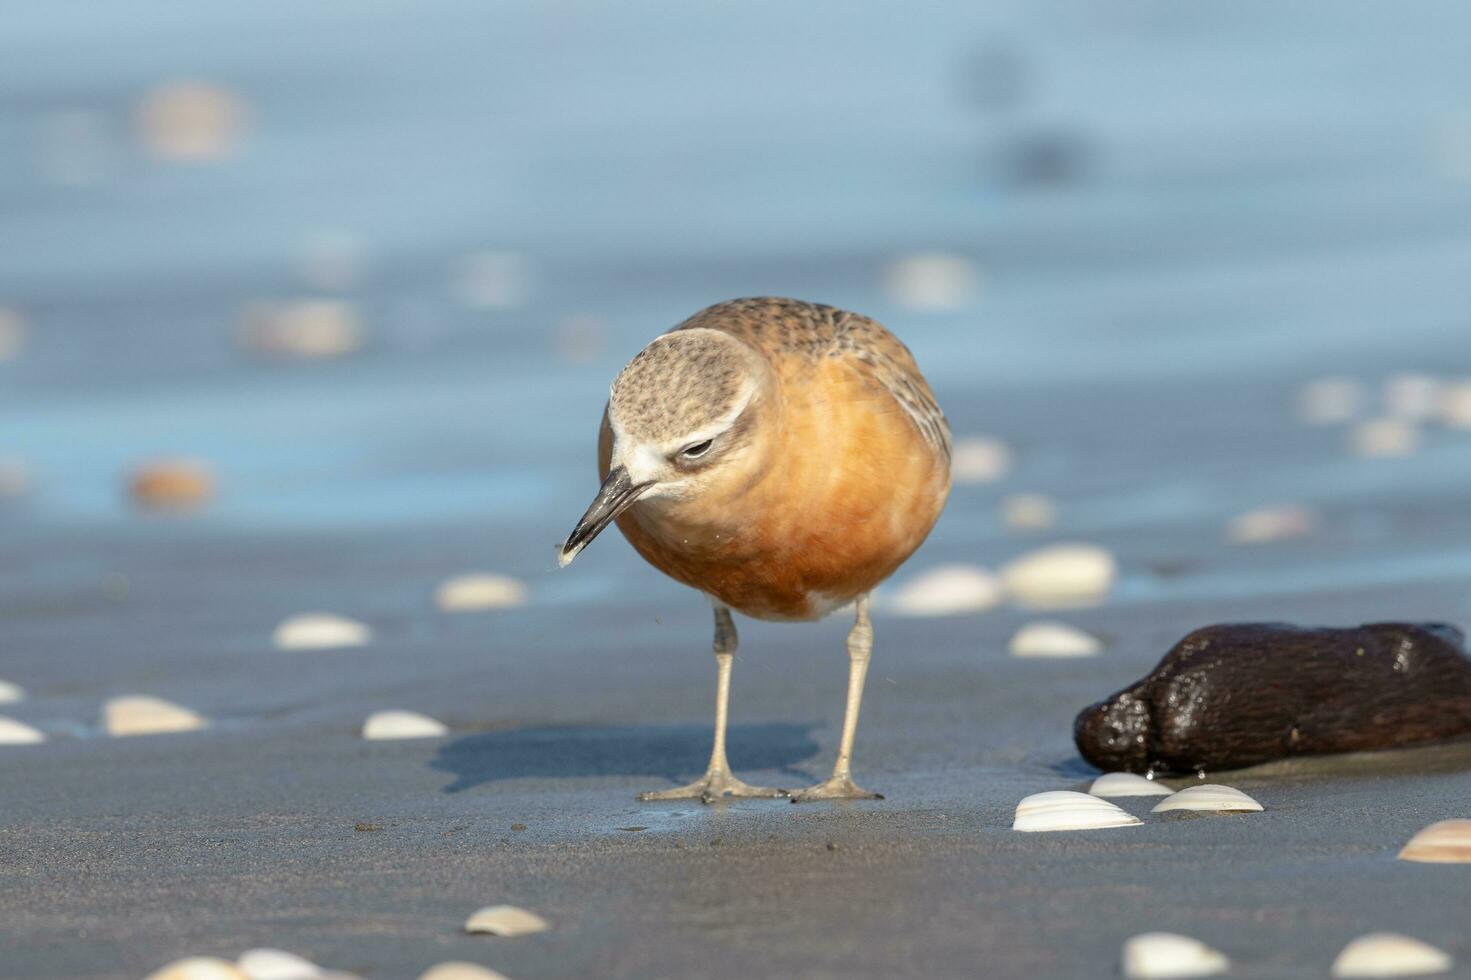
1297, 376, 1365, 425
418, 964, 513, 980
882, 253, 978, 312
1331, 932, 1453, 978
237, 949, 322, 980
464, 904, 550, 937
362, 710, 449, 741
0, 716, 45, 745
888, 564, 1004, 616
273, 613, 372, 651
1439, 381, 1471, 429
951, 436, 1013, 484
1000, 544, 1116, 609
1352, 418, 1420, 458
136, 83, 247, 161
1089, 773, 1172, 798
1398, 818, 1471, 863
1001, 493, 1056, 531
103, 696, 207, 737
239, 301, 363, 359
0, 678, 25, 703
1009, 621, 1102, 658
1152, 785, 1262, 814
1227, 504, 1317, 544
1122, 932, 1230, 979
145, 958, 249, 980
435, 573, 528, 612
1384, 374, 1443, 421
1012, 790, 1141, 833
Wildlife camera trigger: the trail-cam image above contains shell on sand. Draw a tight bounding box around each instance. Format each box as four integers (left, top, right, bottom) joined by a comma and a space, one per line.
1398, 819, 1471, 863
951, 436, 1012, 484
419, 965, 513, 980
1009, 621, 1102, 658
464, 905, 550, 937
237, 948, 323, 980
1351, 418, 1420, 458
0, 716, 46, 745
1331, 932, 1453, 978
146, 958, 249, 980
362, 710, 449, 741
0, 678, 25, 704
1012, 790, 1141, 833
103, 696, 207, 737
273, 613, 372, 651
1089, 772, 1172, 798
1001, 493, 1057, 531
882, 252, 978, 313
1152, 785, 1262, 814
888, 564, 1004, 616
434, 573, 527, 612
136, 82, 247, 161
1122, 932, 1230, 979
1227, 504, 1317, 544
129, 459, 215, 510
239, 300, 363, 359
1000, 544, 1116, 609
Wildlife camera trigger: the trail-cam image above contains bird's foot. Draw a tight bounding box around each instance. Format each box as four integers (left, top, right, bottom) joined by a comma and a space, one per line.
638, 771, 790, 804
789, 774, 884, 803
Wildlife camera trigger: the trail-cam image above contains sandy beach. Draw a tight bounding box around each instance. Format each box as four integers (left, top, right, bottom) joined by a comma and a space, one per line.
4, 2, 1471, 978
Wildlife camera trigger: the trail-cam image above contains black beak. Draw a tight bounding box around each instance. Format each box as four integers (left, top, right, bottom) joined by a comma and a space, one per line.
558, 466, 653, 567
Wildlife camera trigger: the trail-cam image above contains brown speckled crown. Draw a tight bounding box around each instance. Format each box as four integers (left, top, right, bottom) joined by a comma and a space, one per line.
608, 329, 754, 443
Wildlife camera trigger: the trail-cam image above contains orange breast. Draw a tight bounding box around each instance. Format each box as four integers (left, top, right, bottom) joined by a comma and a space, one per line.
607, 357, 950, 621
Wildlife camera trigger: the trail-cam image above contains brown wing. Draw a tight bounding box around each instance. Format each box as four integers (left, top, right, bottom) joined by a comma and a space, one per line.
673, 297, 952, 459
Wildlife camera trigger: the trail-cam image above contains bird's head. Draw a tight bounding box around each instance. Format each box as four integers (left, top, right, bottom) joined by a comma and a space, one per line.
559, 328, 775, 567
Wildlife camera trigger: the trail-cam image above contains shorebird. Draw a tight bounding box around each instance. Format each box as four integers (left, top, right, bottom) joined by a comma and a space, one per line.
559, 297, 951, 801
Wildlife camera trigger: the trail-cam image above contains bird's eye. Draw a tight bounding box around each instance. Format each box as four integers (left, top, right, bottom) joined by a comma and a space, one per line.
680, 439, 714, 459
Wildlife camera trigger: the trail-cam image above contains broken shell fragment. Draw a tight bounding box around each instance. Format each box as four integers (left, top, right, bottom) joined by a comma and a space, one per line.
1089, 772, 1172, 798
273, 613, 372, 650
1122, 932, 1229, 979
237, 949, 322, 980
464, 905, 550, 937
145, 958, 249, 980
1009, 621, 1102, 658
418, 965, 512, 980
951, 436, 1012, 484
0, 716, 46, 745
362, 710, 449, 741
435, 573, 527, 612
1151, 785, 1262, 814
0, 678, 24, 703
1331, 932, 1453, 978
1398, 819, 1471, 863
889, 564, 1004, 616
129, 459, 215, 510
1001, 544, 1116, 609
1012, 790, 1141, 832
103, 695, 207, 737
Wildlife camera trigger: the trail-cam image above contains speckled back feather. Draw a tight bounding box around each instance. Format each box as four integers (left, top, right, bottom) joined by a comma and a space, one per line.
673, 297, 952, 458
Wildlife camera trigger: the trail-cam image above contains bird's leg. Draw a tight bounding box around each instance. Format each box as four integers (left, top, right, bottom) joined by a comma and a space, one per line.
791, 595, 884, 802
639, 604, 790, 803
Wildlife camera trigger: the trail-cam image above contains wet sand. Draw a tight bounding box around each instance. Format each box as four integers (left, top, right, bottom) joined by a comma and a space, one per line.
5, 2, 1471, 978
